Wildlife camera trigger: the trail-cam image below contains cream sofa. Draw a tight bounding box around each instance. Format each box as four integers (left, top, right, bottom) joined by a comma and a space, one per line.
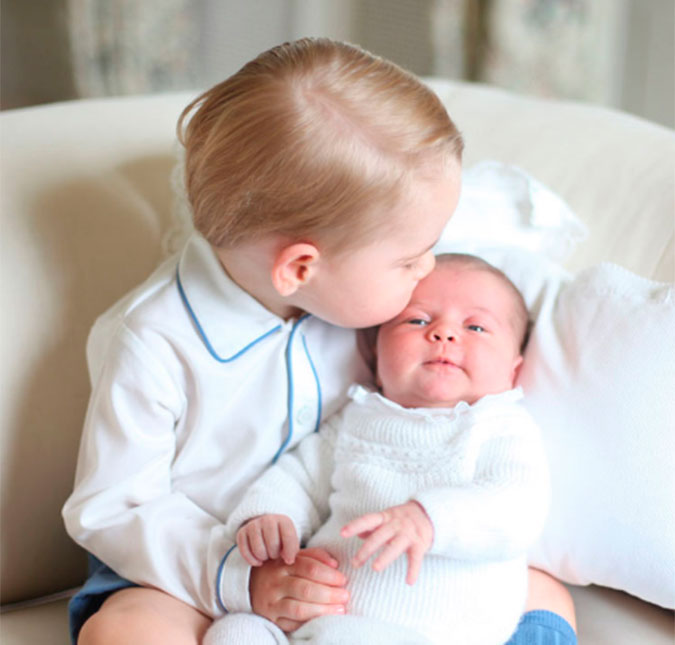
1, 80, 673, 644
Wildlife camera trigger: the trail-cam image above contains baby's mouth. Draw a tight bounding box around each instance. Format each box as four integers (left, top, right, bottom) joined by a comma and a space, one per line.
424, 357, 460, 368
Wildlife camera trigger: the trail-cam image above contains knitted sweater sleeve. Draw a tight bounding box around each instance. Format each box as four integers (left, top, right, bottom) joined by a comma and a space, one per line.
414, 407, 550, 561
224, 416, 339, 546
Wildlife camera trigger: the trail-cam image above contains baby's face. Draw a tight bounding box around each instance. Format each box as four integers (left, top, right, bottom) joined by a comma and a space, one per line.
375, 264, 523, 408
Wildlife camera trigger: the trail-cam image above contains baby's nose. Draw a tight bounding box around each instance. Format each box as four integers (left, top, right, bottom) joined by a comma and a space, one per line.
428, 327, 455, 342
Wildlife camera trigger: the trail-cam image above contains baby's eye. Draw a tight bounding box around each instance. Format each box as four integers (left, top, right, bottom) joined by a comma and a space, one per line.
468, 324, 486, 333
407, 318, 428, 326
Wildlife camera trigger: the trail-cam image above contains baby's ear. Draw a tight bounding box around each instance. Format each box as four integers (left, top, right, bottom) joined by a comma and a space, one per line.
271, 242, 320, 296
511, 354, 524, 384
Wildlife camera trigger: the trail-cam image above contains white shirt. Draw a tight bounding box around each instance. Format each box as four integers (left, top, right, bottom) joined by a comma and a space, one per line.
62, 233, 371, 617
226, 385, 550, 645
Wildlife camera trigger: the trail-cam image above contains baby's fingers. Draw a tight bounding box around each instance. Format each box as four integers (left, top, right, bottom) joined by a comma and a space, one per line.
351, 525, 395, 568
405, 545, 424, 585
341, 512, 385, 539
371, 534, 409, 573
279, 518, 300, 565
237, 528, 263, 566
262, 521, 282, 561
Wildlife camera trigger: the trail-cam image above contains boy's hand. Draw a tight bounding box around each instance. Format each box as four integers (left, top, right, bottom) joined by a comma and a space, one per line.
237, 514, 300, 566
249, 547, 348, 633
340, 501, 433, 585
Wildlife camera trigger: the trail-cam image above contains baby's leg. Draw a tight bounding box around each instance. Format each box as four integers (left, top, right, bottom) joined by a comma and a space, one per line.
290, 615, 431, 644
77, 587, 210, 645
204, 613, 288, 645
525, 568, 577, 632
505, 568, 578, 644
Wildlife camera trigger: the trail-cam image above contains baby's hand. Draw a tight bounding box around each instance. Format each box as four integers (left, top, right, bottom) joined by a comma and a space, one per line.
237, 514, 300, 566
340, 501, 433, 585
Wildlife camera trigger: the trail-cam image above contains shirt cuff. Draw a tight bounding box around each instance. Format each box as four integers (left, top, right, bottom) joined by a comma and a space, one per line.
216, 546, 253, 614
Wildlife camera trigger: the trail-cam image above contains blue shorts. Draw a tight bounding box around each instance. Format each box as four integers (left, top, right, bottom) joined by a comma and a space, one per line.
68, 555, 137, 644
69, 559, 577, 645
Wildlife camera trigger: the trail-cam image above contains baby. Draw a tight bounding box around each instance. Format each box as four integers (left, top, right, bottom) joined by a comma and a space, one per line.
206, 253, 550, 645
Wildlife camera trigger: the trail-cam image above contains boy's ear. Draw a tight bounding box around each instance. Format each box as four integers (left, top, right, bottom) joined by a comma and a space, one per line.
271, 242, 320, 296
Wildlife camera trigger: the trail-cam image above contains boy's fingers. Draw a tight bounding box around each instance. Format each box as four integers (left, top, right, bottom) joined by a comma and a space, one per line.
298, 547, 339, 569
276, 599, 346, 625
284, 576, 350, 605
293, 552, 346, 586
248, 556, 347, 632
341, 512, 384, 538
371, 534, 408, 572
275, 618, 303, 633
279, 520, 299, 564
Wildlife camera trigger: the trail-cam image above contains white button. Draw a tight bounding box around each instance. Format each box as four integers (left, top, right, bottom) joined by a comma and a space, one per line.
296, 405, 314, 426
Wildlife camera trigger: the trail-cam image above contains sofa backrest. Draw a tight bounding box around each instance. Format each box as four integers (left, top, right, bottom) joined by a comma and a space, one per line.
1, 83, 672, 604
0, 93, 193, 603
429, 79, 674, 282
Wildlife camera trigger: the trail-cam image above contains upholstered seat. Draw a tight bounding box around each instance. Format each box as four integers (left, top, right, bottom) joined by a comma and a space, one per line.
1, 81, 672, 643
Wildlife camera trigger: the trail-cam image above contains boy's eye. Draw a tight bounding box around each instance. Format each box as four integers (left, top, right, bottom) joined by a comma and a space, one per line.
408, 318, 428, 326
468, 324, 486, 333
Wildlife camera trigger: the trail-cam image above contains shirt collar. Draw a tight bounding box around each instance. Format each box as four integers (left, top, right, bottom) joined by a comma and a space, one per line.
176, 233, 288, 361
348, 384, 524, 418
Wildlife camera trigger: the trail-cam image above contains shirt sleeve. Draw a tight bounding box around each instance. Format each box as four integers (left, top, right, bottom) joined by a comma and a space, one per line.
62, 323, 243, 617
225, 419, 338, 545
414, 408, 550, 561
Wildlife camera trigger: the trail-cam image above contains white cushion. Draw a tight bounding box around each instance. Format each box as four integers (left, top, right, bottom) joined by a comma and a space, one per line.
520, 262, 675, 610
445, 161, 587, 263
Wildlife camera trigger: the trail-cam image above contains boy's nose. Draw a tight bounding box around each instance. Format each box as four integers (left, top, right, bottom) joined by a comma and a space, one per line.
415, 251, 436, 281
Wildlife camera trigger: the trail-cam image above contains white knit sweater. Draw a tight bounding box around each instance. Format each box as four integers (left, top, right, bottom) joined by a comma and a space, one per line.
226, 385, 550, 645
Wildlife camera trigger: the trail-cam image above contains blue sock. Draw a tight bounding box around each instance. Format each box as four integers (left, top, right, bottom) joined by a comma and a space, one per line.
505, 610, 577, 645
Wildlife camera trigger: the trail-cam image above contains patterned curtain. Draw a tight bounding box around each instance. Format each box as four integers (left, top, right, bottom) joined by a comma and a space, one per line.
433, 0, 625, 105
65, 0, 626, 106
67, 0, 200, 97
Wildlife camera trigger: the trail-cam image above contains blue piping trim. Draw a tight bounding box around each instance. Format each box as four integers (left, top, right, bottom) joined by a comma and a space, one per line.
302, 334, 322, 433
215, 544, 238, 613
272, 314, 310, 463
176, 267, 281, 362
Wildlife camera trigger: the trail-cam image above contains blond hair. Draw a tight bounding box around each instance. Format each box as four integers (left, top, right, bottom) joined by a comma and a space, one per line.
177, 37, 463, 253
435, 254, 531, 353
